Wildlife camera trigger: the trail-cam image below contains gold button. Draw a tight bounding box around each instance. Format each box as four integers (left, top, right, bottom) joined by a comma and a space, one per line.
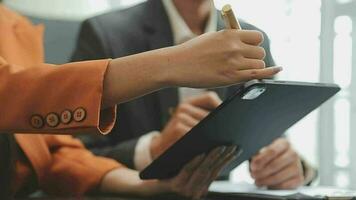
46, 113, 60, 127
60, 110, 72, 124
73, 107, 86, 122
30, 115, 44, 129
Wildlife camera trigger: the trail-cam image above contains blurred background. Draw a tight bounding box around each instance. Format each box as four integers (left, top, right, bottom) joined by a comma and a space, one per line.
3, 0, 355, 190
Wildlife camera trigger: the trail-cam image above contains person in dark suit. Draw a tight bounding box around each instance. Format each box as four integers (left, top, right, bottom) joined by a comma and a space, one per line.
72, 0, 316, 189
0, 0, 280, 198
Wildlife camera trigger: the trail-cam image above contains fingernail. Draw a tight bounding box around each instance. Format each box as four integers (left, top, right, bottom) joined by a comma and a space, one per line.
274, 66, 283, 72
259, 147, 267, 154
219, 146, 227, 154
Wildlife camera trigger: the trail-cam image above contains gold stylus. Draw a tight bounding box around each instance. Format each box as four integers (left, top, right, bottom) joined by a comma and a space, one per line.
221, 4, 241, 30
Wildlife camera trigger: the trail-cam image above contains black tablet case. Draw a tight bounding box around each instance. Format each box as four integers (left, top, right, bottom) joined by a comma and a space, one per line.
140, 80, 340, 180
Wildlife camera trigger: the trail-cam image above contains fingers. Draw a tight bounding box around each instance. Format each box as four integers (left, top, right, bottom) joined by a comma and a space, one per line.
169, 146, 240, 200
251, 148, 299, 180
236, 67, 283, 82
190, 146, 238, 200
188, 147, 226, 186
237, 30, 264, 46
239, 59, 266, 70
250, 138, 305, 189
176, 112, 200, 128
176, 103, 210, 121
211, 146, 238, 172
194, 148, 238, 199
251, 138, 290, 171
269, 172, 304, 190
174, 151, 213, 200
186, 92, 222, 110
242, 45, 266, 60
176, 154, 206, 183
255, 160, 304, 189
175, 122, 192, 137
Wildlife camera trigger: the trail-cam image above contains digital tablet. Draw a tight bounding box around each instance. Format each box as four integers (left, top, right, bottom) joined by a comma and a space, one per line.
139, 80, 340, 180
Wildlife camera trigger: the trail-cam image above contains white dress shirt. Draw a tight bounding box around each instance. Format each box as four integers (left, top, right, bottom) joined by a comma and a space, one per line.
134, 0, 218, 171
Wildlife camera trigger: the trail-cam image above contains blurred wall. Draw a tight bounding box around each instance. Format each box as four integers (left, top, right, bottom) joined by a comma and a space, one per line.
29, 17, 81, 64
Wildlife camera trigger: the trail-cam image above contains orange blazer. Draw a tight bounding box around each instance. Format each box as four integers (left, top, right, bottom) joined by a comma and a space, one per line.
0, 5, 116, 135
0, 5, 122, 196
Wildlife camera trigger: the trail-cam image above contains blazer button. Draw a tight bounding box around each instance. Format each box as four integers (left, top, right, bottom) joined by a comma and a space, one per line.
60, 110, 72, 124
30, 115, 44, 129
73, 107, 86, 122
46, 113, 60, 128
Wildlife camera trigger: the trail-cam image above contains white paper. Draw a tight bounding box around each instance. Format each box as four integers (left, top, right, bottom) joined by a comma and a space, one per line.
209, 181, 356, 197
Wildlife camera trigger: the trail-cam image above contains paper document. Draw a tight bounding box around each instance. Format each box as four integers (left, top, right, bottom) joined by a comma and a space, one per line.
209, 181, 356, 198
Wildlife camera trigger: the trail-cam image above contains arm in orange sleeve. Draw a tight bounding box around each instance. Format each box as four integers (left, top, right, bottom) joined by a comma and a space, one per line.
0, 58, 116, 135
38, 135, 122, 196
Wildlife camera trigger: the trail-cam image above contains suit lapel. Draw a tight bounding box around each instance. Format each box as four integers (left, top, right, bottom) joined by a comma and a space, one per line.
142, 0, 179, 128
143, 0, 174, 50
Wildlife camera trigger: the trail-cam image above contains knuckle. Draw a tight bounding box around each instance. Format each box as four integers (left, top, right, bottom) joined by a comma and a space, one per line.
178, 103, 188, 112
283, 139, 291, 148
258, 47, 266, 59
176, 113, 185, 120
176, 123, 186, 133
254, 31, 264, 44
252, 158, 263, 167
290, 151, 299, 160
254, 60, 266, 69
206, 91, 218, 99
220, 29, 231, 37
221, 30, 237, 45
249, 69, 259, 79
206, 92, 220, 104
267, 148, 277, 157
227, 54, 242, 67
232, 43, 244, 53
297, 174, 305, 182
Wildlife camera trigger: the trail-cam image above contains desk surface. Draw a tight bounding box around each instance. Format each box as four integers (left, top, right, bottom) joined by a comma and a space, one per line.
17, 193, 270, 200
16, 193, 329, 200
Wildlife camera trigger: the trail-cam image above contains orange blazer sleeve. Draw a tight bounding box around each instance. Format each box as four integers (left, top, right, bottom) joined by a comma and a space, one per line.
40, 135, 122, 195
0, 58, 116, 135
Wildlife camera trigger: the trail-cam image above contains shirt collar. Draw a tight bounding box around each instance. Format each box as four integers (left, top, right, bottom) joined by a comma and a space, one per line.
162, 0, 217, 45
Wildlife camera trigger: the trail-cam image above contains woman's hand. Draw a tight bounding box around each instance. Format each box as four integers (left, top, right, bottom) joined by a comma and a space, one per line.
165, 30, 282, 88
100, 146, 238, 200
162, 146, 238, 199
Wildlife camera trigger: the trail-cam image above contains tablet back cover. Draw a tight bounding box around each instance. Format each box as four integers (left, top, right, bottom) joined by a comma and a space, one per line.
140, 80, 340, 180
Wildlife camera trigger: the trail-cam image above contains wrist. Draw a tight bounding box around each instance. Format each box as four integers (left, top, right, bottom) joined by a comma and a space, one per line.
100, 168, 170, 196
150, 134, 163, 160
156, 45, 187, 88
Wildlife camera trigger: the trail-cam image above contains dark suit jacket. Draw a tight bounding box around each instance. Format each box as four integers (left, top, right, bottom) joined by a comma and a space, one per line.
71, 0, 275, 169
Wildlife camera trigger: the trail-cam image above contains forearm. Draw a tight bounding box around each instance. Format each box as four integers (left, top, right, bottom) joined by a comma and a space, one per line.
100, 168, 169, 196
102, 47, 176, 109
101, 30, 282, 109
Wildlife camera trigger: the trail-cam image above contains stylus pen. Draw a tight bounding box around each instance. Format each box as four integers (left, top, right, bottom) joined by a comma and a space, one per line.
221, 4, 241, 30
